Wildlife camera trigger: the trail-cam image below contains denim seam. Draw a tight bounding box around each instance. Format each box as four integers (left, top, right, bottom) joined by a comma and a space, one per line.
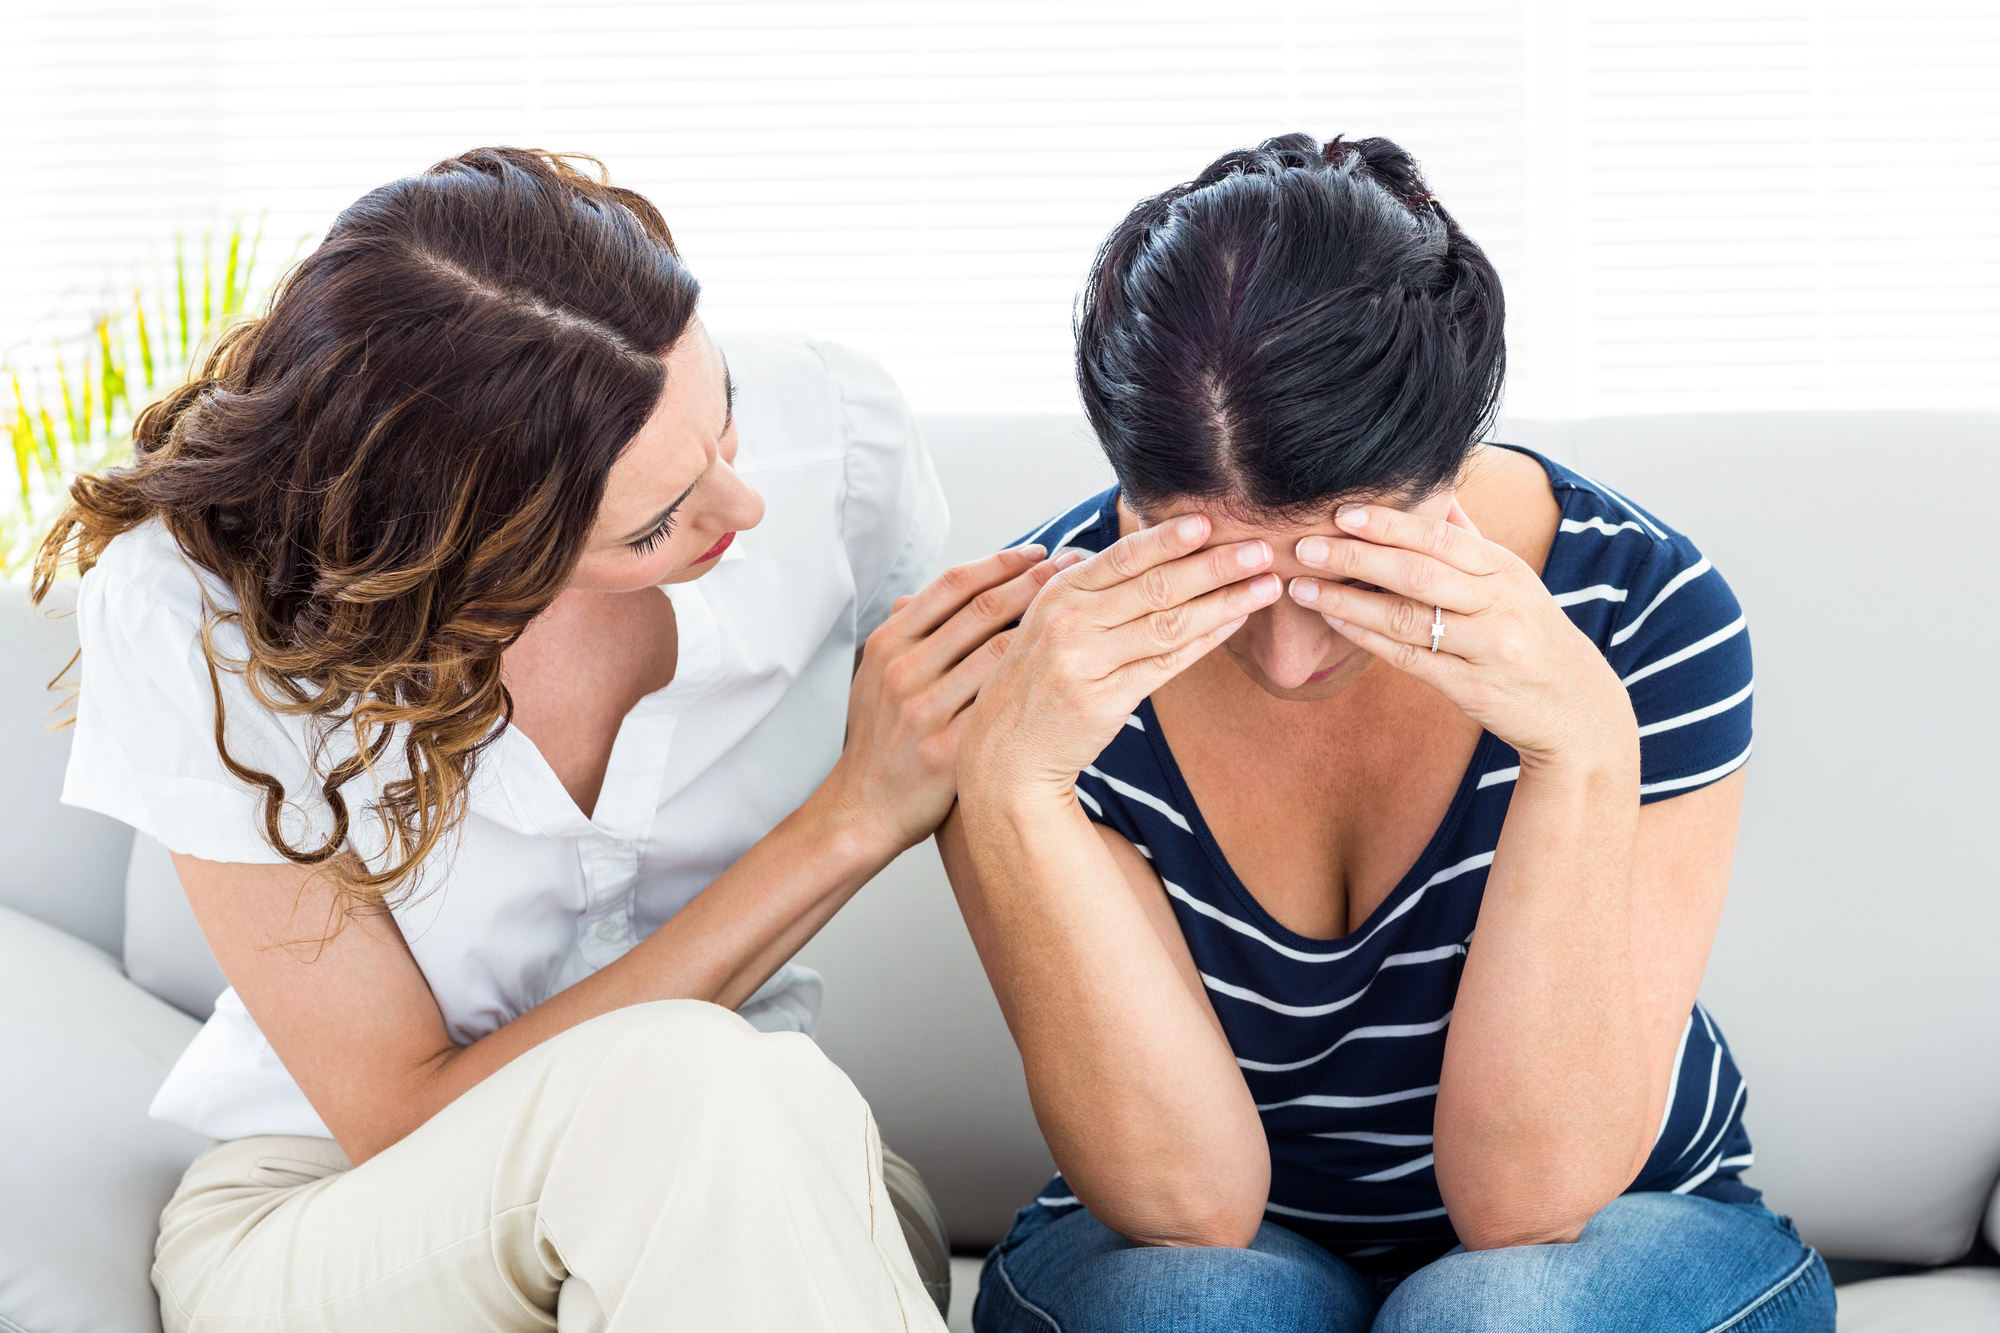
1698, 1250, 1820, 1333
989, 1250, 1065, 1333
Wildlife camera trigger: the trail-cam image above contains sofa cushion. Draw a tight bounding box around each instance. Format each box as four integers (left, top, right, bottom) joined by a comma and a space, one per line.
0, 903, 206, 1333
1835, 1269, 2000, 1332
1569, 413, 2000, 1264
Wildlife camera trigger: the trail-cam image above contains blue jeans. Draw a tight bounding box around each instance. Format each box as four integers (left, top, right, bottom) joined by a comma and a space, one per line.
974, 1194, 1835, 1332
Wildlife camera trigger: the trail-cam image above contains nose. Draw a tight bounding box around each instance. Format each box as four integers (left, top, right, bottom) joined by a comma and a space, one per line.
711, 457, 766, 533
1246, 597, 1338, 689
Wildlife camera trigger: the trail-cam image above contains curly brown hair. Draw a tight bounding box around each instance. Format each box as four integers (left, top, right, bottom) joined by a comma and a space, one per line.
32, 146, 701, 915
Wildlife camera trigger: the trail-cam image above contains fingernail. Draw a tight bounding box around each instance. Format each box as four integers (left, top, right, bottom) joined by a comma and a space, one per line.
1220, 616, 1248, 637
1290, 577, 1318, 605
1335, 505, 1368, 529
1053, 548, 1087, 569
1236, 540, 1268, 568
1018, 543, 1046, 560
1250, 573, 1281, 600
1297, 535, 1329, 564
1176, 515, 1206, 543
1328, 617, 1347, 629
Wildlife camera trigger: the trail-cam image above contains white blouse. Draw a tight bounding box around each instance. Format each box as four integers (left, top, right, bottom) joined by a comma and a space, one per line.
61, 332, 948, 1141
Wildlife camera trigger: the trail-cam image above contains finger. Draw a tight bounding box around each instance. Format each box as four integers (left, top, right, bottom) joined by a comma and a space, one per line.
1290, 577, 1486, 660
1321, 609, 1466, 688
1332, 503, 1506, 577
1293, 530, 1482, 614
1444, 496, 1483, 540
1057, 513, 1212, 594
1068, 537, 1275, 634
910, 558, 1052, 674
891, 544, 1047, 640
1106, 610, 1252, 699
1094, 571, 1281, 671
929, 627, 1015, 717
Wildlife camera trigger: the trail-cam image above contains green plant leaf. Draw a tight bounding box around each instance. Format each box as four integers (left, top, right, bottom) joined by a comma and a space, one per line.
176, 231, 190, 359
222, 225, 242, 317
134, 287, 155, 389
98, 318, 125, 431
9, 379, 34, 502
37, 407, 59, 467
54, 345, 82, 447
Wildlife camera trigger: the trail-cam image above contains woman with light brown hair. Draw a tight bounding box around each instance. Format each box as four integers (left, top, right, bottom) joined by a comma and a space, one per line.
35, 146, 1037, 1330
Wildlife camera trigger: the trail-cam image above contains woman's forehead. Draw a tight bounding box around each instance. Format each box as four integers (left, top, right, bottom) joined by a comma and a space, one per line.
1138, 490, 1452, 545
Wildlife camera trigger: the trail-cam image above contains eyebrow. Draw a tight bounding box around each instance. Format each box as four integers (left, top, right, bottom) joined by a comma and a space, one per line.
616, 354, 737, 545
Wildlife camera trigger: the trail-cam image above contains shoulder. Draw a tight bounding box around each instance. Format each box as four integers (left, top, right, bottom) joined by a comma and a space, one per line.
80, 518, 234, 636
1522, 451, 1745, 666
1009, 486, 1122, 555
715, 332, 944, 633
1508, 450, 1754, 799
713, 330, 912, 470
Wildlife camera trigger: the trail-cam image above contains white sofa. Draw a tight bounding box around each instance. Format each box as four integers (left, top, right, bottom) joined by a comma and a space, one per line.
3, 410, 1996, 1333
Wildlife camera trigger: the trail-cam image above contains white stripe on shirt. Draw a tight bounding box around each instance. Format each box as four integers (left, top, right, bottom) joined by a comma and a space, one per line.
1236, 1012, 1453, 1074
1639, 741, 1753, 796
1621, 615, 1747, 688
1561, 516, 1648, 538
1553, 584, 1629, 608
1166, 853, 1490, 967
1083, 766, 1191, 832
1257, 1084, 1441, 1113
1203, 945, 1466, 1017
1352, 1153, 1435, 1183
1611, 556, 1713, 647
1636, 679, 1753, 738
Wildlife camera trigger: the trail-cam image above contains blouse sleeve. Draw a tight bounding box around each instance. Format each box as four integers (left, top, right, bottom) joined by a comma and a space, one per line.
809, 338, 950, 641
62, 544, 336, 863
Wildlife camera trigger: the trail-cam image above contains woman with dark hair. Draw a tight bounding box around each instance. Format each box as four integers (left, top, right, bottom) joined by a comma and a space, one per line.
35, 147, 1030, 1330
945, 135, 1834, 1331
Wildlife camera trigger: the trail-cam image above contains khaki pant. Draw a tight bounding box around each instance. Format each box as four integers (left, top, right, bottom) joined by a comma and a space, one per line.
153, 1000, 952, 1332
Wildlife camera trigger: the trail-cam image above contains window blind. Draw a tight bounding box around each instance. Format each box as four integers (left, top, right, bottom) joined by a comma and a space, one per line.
4, 0, 1994, 416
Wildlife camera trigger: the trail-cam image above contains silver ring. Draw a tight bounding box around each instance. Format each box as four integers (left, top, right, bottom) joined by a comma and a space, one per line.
1430, 604, 1444, 652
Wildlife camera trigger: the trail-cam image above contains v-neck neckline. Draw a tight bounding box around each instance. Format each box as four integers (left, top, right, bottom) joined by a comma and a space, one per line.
492, 582, 723, 842
1135, 695, 1502, 951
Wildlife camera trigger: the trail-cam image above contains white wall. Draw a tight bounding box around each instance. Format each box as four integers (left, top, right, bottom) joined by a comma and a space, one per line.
4, 0, 1996, 417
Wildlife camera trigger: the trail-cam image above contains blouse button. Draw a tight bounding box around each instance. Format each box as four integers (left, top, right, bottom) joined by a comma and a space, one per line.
593, 917, 621, 942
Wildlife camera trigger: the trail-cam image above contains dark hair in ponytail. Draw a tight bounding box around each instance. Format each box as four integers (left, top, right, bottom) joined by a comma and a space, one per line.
1076, 133, 1506, 519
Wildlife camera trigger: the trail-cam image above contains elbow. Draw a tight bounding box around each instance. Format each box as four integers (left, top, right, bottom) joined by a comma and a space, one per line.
1095, 1176, 1267, 1251
1453, 1211, 1590, 1252
1120, 1203, 1264, 1251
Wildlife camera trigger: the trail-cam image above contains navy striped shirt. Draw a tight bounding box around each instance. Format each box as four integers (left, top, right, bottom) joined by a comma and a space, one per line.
1011, 447, 1758, 1265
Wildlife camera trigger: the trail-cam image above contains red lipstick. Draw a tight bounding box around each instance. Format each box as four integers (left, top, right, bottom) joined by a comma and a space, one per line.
694, 532, 734, 564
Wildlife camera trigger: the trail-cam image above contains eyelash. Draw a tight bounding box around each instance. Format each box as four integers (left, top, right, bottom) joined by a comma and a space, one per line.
629, 510, 677, 556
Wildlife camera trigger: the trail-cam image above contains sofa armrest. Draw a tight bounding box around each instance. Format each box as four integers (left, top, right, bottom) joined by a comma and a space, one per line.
0, 904, 207, 1333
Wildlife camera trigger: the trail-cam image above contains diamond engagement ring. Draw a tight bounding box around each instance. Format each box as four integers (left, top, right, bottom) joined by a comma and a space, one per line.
1430, 604, 1444, 652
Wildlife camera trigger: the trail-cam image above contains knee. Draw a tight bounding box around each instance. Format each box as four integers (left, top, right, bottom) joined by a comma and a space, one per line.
982, 1215, 1372, 1333
572, 1000, 858, 1122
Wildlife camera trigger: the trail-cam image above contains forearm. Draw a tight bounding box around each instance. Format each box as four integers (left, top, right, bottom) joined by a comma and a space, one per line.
1433, 752, 1649, 1248
949, 790, 1268, 1247
382, 784, 893, 1159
